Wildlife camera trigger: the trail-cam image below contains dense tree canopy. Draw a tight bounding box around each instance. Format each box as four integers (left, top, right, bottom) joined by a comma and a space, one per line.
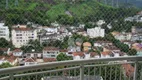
0, 62, 12, 68
57, 53, 73, 61
21, 39, 43, 53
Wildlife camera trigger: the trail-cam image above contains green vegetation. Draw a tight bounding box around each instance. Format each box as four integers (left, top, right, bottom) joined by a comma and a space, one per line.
57, 53, 73, 61
0, 0, 139, 29
47, 3, 67, 21
0, 62, 12, 68
105, 33, 137, 55
0, 38, 15, 49
21, 39, 43, 53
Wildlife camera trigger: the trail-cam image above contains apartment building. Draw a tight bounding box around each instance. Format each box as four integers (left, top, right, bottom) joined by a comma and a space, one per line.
0, 23, 10, 41
11, 25, 38, 48
87, 27, 105, 38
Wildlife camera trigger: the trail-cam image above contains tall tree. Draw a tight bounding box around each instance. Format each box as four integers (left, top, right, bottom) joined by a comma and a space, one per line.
0, 38, 9, 48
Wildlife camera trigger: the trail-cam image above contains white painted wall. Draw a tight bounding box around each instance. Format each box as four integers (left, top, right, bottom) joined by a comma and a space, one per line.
0, 23, 9, 41
12, 28, 38, 48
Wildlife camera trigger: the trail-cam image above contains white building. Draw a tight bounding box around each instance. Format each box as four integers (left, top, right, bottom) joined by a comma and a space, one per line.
43, 27, 58, 34
0, 56, 7, 65
25, 52, 42, 58
96, 20, 105, 26
24, 58, 37, 66
51, 21, 60, 27
43, 47, 59, 58
101, 52, 111, 58
84, 52, 100, 59
12, 48, 23, 57
114, 32, 132, 41
0, 56, 18, 65
87, 27, 105, 38
0, 23, 10, 41
11, 25, 38, 48
72, 52, 84, 60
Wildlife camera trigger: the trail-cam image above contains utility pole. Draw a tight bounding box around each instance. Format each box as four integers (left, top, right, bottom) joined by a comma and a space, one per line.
6, 0, 8, 9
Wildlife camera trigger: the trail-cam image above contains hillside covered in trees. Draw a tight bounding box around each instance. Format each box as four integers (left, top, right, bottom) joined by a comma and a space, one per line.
0, 0, 140, 26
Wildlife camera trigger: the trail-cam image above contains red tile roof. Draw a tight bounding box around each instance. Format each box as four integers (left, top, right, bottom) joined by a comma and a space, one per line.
25, 58, 36, 62
60, 49, 68, 52
0, 56, 5, 60
101, 51, 111, 56
83, 42, 91, 47
13, 28, 33, 31
43, 58, 56, 62
72, 52, 84, 57
0, 48, 8, 51
43, 47, 59, 51
90, 52, 98, 57
13, 48, 22, 52
104, 46, 120, 51
5, 56, 18, 63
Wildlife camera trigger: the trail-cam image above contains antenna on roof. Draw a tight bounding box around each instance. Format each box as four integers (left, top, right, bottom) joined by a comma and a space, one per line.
5, 0, 9, 9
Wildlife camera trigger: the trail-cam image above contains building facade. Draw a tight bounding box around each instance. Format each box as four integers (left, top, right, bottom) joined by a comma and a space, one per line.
87, 27, 105, 38
43, 47, 59, 58
11, 25, 38, 48
0, 23, 9, 41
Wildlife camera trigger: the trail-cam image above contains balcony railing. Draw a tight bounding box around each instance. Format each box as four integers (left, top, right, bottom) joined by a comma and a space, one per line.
0, 56, 142, 80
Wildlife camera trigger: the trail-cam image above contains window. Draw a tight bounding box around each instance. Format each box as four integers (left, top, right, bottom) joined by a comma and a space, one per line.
34, 54, 37, 57
0, 31, 4, 33
0, 28, 5, 30
0, 34, 6, 36
16, 34, 22, 36
51, 55, 55, 57
16, 31, 20, 33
